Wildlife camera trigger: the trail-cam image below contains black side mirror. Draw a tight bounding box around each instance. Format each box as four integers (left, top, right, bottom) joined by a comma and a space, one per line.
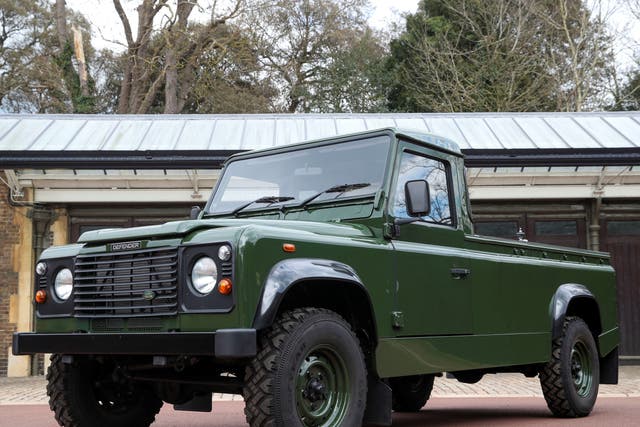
190, 206, 202, 220
405, 180, 430, 217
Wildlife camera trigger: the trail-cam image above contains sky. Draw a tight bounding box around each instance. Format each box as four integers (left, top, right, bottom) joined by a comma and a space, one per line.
66, 0, 420, 51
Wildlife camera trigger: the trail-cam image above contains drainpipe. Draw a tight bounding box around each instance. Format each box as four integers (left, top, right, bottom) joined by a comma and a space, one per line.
589, 196, 602, 252
29, 207, 56, 375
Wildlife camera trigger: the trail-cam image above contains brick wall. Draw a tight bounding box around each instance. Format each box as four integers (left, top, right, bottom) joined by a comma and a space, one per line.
0, 185, 20, 376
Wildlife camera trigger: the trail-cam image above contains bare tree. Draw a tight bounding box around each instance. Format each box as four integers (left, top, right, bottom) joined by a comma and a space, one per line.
243, 0, 371, 112
113, 0, 243, 114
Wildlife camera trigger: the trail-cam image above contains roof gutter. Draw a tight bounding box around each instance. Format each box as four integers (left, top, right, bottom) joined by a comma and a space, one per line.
1, 148, 640, 169
462, 148, 640, 168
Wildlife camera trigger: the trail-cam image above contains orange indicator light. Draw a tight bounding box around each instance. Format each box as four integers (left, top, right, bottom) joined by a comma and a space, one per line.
35, 290, 47, 304
283, 243, 296, 253
218, 278, 233, 295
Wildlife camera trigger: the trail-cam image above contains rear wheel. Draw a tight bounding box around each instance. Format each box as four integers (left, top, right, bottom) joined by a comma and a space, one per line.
46, 354, 162, 427
540, 316, 600, 417
390, 374, 434, 412
243, 307, 367, 427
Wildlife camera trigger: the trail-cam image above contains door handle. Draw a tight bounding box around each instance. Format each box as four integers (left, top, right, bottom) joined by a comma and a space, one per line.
450, 268, 471, 279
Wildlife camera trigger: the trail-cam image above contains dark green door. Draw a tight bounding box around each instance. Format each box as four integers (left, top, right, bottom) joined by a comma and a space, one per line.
390, 148, 473, 336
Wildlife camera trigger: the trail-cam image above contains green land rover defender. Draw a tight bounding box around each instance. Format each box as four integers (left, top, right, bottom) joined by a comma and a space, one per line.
14, 128, 619, 426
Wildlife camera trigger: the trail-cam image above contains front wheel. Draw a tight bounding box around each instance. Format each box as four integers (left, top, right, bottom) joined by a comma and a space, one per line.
539, 316, 600, 417
46, 354, 163, 427
243, 307, 367, 427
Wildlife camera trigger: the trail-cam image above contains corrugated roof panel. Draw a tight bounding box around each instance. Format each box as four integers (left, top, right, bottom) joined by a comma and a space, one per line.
422, 118, 468, 148
363, 117, 397, 130
141, 120, 187, 150
2, 112, 640, 154
602, 116, 640, 147
393, 118, 429, 133
514, 117, 568, 148
305, 118, 337, 140
210, 119, 245, 150
176, 120, 217, 150
483, 117, 536, 149
543, 117, 601, 148
1, 118, 52, 150
29, 119, 86, 150
454, 117, 503, 149
335, 118, 367, 134
573, 117, 634, 148
102, 120, 153, 150
275, 119, 306, 146
67, 120, 120, 150
242, 119, 276, 149
0, 118, 19, 144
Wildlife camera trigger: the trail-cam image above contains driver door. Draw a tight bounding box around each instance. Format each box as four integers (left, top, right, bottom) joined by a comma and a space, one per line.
390, 145, 473, 336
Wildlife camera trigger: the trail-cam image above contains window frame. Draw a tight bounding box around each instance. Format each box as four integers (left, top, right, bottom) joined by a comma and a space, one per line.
390, 147, 457, 229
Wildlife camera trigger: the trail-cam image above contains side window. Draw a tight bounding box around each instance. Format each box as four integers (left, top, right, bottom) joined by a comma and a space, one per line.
393, 151, 453, 225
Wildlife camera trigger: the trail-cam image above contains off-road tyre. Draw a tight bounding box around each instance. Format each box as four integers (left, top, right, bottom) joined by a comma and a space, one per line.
540, 316, 600, 417
46, 354, 163, 427
243, 307, 367, 427
389, 374, 435, 412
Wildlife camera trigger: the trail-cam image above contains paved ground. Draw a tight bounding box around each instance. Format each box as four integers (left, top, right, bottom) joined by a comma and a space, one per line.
1, 398, 639, 427
1, 366, 638, 405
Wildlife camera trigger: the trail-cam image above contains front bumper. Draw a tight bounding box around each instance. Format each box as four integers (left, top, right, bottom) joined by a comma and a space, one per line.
12, 329, 256, 359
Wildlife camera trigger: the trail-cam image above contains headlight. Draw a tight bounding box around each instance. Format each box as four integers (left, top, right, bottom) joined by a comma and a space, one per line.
191, 257, 218, 295
54, 268, 73, 301
35, 262, 47, 275
218, 245, 231, 261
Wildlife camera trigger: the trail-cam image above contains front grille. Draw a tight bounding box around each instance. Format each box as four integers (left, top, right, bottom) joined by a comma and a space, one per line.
74, 247, 178, 318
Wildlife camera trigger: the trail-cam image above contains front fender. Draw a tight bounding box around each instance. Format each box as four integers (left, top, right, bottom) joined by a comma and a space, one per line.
550, 283, 598, 340
252, 258, 367, 330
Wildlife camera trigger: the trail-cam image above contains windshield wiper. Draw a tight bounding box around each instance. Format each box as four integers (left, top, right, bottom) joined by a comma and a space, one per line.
232, 196, 295, 216
298, 183, 371, 208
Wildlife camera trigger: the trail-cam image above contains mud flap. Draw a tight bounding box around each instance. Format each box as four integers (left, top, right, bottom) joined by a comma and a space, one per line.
173, 392, 212, 412
363, 377, 392, 426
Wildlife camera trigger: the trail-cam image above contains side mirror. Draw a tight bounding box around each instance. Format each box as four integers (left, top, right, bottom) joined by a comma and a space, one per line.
190, 205, 202, 220
405, 180, 430, 217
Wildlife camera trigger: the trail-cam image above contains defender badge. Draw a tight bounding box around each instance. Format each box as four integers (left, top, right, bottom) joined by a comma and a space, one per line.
109, 241, 142, 251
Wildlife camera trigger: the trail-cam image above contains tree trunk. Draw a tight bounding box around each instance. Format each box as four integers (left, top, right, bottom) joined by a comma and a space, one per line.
164, 46, 178, 113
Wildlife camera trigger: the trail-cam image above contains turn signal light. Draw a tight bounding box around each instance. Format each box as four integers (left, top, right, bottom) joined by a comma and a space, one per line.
283, 243, 296, 252
218, 278, 233, 295
35, 290, 47, 304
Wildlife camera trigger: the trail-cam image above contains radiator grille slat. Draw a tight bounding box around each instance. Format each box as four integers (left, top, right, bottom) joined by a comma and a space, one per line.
73, 247, 178, 318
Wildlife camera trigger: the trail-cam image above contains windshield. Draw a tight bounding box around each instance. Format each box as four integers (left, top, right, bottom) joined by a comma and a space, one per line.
206, 136, 391, 215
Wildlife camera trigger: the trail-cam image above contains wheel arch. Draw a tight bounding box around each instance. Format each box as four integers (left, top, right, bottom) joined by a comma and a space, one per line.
252, 258, 378, 363
550, 283, 602, 340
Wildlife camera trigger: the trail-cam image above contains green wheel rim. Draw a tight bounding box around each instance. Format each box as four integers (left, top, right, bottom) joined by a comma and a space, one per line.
570, 339, 593, 397
295, 345, 350, 426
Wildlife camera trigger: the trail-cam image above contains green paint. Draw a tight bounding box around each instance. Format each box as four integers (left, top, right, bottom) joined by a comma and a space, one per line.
33, 128, 618, 381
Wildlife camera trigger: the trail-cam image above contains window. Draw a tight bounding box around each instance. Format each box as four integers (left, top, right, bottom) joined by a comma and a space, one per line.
475, 221, 518, 239
607, 221, 640, 236
393, 151, 453, 225
534, 220, 578, 236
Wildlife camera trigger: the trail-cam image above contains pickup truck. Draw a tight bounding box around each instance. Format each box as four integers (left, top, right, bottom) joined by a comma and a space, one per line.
14, 128, 619, 427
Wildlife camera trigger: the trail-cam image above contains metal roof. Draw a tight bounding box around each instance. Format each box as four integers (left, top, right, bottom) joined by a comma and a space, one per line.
2, 112, 640, 168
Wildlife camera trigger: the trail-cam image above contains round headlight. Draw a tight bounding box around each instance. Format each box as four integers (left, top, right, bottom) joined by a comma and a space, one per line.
191, 257, 218, 295
54, 268, 73, 301
36, 262, 47, 276
218, 245, 231, 261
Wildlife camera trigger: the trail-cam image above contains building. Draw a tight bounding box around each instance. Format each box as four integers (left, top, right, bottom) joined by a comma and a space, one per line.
1, 112, 639, 376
